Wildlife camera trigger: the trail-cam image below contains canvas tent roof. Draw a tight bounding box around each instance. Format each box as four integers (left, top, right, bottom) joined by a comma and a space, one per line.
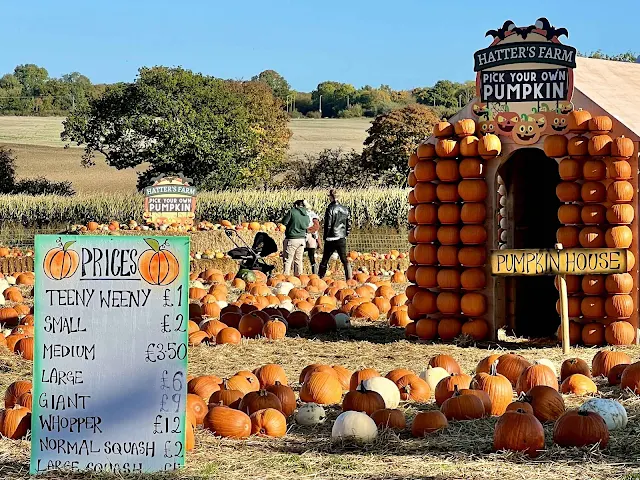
438, 57, 640, 141
573, 57, 640, 139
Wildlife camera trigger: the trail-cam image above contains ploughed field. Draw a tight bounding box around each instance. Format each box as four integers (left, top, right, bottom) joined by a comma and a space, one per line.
0, 117, 371, 193
1, 274, 640, 480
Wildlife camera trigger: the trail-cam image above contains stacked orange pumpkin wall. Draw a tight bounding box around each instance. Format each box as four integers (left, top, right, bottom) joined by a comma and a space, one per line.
551, 110, 637, 346
407, 119, 498, 342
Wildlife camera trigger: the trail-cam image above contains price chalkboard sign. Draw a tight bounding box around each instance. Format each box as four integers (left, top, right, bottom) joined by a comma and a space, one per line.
31, 235, 189, 475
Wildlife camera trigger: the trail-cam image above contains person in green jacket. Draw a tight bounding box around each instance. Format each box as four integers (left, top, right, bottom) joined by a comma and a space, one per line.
281, 200, 310, 275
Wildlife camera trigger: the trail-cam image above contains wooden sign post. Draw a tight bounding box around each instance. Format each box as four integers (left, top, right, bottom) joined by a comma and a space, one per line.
491, 245, 627, 354
31, 235, 189, 475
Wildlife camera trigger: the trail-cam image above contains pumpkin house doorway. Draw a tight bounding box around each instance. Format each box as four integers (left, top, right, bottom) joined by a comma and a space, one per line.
497, 148, 561, 338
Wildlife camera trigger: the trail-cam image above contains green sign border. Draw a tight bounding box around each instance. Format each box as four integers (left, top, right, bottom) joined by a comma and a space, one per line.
30, 235, 190, 474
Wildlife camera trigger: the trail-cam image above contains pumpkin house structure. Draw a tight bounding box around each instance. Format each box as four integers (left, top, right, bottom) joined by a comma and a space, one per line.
407, 18, 640, 345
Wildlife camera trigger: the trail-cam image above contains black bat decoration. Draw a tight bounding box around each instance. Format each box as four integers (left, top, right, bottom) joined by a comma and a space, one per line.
535, 17, 569, 39
485, 20, 516, 40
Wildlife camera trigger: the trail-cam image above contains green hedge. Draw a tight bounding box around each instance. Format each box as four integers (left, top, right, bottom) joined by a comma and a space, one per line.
0, 188, 410, 229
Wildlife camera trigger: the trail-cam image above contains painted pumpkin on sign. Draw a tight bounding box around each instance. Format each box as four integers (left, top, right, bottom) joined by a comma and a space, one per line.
495, 112, 520, 136
472, 102, 489, 118
139, 238, 180, 286
43, 239, 79, 280
477, 120, 497, 136
546, 112, 568, 133
513, 120, 540, 145
530, 113, 547, 134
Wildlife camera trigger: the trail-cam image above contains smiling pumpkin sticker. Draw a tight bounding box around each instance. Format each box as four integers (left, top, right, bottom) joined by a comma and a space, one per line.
512, 114, 541, 145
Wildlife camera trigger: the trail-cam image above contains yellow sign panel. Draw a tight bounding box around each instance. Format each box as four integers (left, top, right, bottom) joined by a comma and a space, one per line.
491, 249, 627, 276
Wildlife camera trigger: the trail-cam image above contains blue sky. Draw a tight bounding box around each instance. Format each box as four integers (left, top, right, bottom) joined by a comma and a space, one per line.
4, 1, 637, 91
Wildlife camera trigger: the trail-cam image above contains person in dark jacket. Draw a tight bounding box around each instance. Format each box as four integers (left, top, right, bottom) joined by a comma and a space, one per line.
318, 190, 352, 279
281, 200, 310, 276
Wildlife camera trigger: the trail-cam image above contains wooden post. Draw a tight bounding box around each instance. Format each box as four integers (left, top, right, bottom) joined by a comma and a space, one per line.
555, 242, 570, 355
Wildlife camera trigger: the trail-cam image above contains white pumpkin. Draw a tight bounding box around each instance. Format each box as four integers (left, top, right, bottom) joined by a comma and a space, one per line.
295, 403, 326, 425
190, 280, 205, 289
0, 279, 9, 291
194, 253, 202, 260
420, 365, 449, 392
280, 301, 294, 312
579, 398, 628, 431
0, 293, 4, 306
275, 282, 294, 295
331, 411, 377, 442
2, 328, 11, 338
6, 276, 15, 286
334, 313, 351, 329
535, 358, 557, 376
364, 282, 378, 293
216, 300, 228, 310
358, 377, 400, 409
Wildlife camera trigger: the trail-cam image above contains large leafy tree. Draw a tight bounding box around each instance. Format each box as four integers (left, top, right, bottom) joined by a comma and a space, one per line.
251, 69, 291, 103
13, 64, 49, 96
61, 66, 290, 190
361, 104, 439, 186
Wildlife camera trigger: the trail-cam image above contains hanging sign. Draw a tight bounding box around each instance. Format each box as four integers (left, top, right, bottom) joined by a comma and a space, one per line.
491, 248, 627, 276
31, 235, 189, 475
143, 175, 197, 227
472, 18, 577, 145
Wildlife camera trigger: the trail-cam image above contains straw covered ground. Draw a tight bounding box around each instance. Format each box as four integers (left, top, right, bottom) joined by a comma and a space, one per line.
2, 321, 640, 479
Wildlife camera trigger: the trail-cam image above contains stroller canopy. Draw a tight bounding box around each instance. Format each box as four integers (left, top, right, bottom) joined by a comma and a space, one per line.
252, 232, 278, 257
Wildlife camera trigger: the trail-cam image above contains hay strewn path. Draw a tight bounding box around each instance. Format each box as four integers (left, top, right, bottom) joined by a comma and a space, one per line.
2, 326, 640, 480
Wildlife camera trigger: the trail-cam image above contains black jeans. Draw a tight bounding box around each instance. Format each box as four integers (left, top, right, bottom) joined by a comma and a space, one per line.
305, 248, 317, 273
318, 238, 350, 278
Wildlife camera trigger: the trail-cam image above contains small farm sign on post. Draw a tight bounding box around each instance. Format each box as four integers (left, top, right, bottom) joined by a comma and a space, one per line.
31, 235, 189, 474
491, 245, 627, 354
143, 175, 197, 227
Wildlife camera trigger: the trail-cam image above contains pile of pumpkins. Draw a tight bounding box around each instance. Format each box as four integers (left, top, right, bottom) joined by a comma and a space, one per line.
2, 348, 638, 456
185, 268, 411, 346
0, 273, 35, 361
72, 220, 286, 234
406, 119, 496, 345
551, 112, 636, 347
0, 247, 33, 258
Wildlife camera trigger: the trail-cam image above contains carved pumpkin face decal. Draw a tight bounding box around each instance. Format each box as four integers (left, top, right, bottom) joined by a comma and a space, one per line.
514, 120, 541, 145
530, 113, 547, 134
559, 102, 574, 114
472, 102, 489, 118
477, 120, 497, 136
546, 112, 568, 133
495, 112, 520, 135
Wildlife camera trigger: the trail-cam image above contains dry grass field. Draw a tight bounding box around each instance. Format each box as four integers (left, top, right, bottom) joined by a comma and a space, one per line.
0, 117, 371, 193
1, 285, 640, 480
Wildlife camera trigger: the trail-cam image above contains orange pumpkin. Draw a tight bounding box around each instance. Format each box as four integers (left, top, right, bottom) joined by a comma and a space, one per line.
580, 181, 606, 203
460, 203, 486, 224
588, 115, 612, 134
556, 182, 581, 202
414, 160, 437, 182
582, 159, 606, 181
557, 204, 581, 224
478, 134, 501, 159
567, 135, 589, 157
459, 137, 480, 158
458, 180, 488, 202
607, 159, 632, 180
578, 227, 605, 248
581, 204, 606, 225
607, 181, 634, 203
588, 135, 612, 156
605, 226, 633, 248
436, 139, 460, 158
436, 183, 460, 203
568, 109, 591, 132
434, 121, 454, 138
417, 143, 437, 160
558, 159, 581, 181
611, 136, 634, 159
543, 135, 568, 158
435, 159, 460, 182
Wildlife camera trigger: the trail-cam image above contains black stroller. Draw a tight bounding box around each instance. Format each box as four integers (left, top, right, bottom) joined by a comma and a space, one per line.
225, 229, 278, 279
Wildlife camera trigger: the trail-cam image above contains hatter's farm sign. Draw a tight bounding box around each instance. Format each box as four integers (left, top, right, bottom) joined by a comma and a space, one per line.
472, 18, 577, 145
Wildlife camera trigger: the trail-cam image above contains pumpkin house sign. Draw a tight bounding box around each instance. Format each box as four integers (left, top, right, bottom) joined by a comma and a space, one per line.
143, 176, 197, 227
407, 17, 640, 346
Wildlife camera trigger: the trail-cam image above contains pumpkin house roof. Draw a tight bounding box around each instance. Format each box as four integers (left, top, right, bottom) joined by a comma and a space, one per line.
572, 57, 640, 139
435, 57, 640, 142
